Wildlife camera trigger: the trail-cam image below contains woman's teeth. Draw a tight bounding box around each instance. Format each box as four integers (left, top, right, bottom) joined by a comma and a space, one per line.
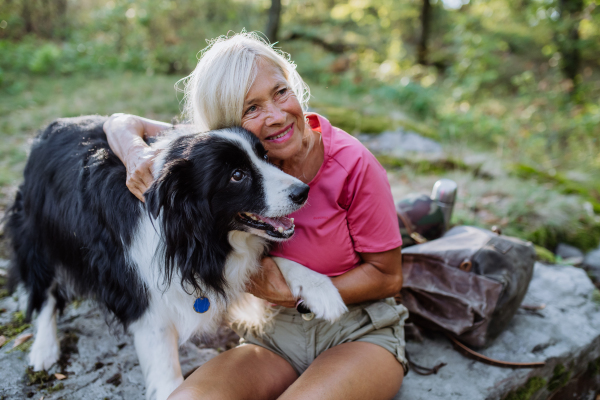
270, 126, 292, 140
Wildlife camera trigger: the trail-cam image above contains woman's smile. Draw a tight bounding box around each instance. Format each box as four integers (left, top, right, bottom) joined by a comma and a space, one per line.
265, 123, 294, 144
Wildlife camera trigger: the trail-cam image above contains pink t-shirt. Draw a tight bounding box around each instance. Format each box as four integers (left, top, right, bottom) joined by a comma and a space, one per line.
270, 113, 402, 277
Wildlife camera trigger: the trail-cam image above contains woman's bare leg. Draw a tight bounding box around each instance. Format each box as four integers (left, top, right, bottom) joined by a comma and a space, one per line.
168, 344, 298, 400
278, 342, 404, 400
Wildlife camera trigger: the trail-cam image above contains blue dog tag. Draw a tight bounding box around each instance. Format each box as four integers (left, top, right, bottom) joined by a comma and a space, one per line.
193, 297, 210, 313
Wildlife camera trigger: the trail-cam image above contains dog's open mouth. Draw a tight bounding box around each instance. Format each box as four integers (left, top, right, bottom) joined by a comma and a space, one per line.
236, 212, 295, 239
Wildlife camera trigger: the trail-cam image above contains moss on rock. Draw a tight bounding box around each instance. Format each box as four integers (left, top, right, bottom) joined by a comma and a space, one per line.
0, 311, 31, 340
504, 376, 546, 400
547, 364, 571, 392
534, 245, 556, 264
26, 367, 54, 386
587, 357, 600, 376
47, 382, 64, 393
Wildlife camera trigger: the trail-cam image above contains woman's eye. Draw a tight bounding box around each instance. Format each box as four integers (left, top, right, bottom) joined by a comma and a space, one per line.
245, 105, 257, 115
231, 170, 245, 182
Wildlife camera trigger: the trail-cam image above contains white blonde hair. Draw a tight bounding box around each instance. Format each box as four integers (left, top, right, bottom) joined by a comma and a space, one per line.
179, 31, 311, 132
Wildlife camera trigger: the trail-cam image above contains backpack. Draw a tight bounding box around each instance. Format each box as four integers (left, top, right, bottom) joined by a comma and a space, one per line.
400, 225, 536, 349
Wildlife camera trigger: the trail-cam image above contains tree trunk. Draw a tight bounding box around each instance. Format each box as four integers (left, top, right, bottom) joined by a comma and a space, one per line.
417, 0, 431, 65
265, 0, 282, 43
556, 0, 584, 99
21, 0, 34, 34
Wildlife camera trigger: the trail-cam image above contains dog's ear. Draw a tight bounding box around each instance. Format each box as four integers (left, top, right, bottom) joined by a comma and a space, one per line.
144, 158, 191, 219
144, 157, 229, 298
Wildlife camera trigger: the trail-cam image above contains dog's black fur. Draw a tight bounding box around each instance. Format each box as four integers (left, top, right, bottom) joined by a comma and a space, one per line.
5, 115, 272, 328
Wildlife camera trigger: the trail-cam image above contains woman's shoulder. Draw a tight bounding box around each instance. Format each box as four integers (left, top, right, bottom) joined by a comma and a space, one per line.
307, 113, 381, 176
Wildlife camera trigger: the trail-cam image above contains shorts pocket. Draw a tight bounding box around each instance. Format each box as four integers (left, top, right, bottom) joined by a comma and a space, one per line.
364, 301, 401, 329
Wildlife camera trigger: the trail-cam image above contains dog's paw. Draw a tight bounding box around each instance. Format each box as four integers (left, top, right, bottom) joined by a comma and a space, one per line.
28, 337, 60, 371
273, 257, 348, 322
297, 277, 348, 322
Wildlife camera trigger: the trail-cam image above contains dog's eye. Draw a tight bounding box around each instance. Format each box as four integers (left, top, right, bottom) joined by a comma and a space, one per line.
263, 153, 269, 162
231, 170, 245, 182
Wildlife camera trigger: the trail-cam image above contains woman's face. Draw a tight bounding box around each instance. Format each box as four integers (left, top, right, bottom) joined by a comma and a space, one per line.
241, 60, 307, 163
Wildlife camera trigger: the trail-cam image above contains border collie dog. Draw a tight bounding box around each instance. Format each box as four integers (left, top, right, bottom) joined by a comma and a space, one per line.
6, 116, 347, 400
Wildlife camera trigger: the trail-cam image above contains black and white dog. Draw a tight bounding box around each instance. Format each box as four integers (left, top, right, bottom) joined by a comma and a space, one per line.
6, 116, 347, 400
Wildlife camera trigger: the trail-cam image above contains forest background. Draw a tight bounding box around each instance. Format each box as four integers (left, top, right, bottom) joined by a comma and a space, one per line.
0, 0, 599, 257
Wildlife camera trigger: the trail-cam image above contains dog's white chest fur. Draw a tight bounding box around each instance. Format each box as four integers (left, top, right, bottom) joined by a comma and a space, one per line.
128, 215, 268, 344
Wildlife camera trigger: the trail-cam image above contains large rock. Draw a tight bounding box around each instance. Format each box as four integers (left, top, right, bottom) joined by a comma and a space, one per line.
359, 130, 443, 159
555, 243, 584, 264
584, 247, 600, 278
2, 263, 600, 399
395, 262, 600, 400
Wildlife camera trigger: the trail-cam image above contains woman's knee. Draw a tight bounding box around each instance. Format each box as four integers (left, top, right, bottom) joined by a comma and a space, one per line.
168, 386, 226, 400
167, 386, 197, 400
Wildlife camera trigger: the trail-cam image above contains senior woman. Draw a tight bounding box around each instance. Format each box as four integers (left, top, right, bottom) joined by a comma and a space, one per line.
104, 32, 408, 400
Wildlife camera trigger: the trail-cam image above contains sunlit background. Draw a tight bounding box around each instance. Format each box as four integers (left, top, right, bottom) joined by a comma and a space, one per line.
0, 0, 599, 257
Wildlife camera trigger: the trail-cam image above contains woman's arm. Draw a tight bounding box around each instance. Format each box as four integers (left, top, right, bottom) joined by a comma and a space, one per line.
332, 247, 402, 305
247, 247, 402, 308
103, 114, 173, 201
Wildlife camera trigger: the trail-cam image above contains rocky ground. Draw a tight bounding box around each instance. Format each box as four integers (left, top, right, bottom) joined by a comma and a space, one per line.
2, 261, 600, 400
1, 129, 599, 399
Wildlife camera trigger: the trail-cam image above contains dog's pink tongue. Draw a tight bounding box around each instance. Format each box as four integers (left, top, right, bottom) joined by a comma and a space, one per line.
262, 216, 293, 230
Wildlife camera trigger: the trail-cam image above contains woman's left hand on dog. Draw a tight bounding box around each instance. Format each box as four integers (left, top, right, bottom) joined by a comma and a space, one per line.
246, 256, 297, 308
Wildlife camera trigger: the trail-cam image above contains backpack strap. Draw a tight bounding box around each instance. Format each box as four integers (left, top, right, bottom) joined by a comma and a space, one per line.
446, 334, 545, 368
405, 350, 447, 375
397, 208, 428, 244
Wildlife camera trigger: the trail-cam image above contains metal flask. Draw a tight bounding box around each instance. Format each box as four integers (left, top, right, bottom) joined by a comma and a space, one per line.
431, 179, 458, 233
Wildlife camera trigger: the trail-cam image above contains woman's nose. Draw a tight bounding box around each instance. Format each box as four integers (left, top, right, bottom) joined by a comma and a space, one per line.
264, 102, 286, 126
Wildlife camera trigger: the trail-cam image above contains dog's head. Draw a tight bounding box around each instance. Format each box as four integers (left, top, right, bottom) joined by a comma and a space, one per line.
144, 127, 309, 297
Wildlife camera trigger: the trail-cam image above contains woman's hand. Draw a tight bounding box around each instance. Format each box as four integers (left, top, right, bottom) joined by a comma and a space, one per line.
103, 114, 172, 201
122, 145, 159, 202
246, 257, 297, 308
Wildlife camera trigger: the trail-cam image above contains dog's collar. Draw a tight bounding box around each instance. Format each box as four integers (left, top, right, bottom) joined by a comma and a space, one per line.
193, 297, 210, 313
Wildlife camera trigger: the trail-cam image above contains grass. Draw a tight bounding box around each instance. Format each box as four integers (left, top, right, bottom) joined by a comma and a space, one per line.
0, 72, 183, 193
385, 158, 600, 252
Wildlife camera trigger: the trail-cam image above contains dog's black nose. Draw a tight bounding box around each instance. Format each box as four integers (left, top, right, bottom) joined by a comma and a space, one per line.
289, 184, 309, 205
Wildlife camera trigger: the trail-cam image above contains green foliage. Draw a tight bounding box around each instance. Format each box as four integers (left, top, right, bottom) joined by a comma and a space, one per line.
26, 367, 54, 386
592, 290, 600, 306
547, 363, 571, 392
534, 245, 556, 264
0, 0, 599, 253
450, 171, 600, 252
0, 311, 31, 340
314, 106, 394, 134
48, 382, 65, 393
377, 155, 471, 175
512, 163, 600, 214
504, 376, 546, 400
29, 43, 61, 73
587, 357, 600, 375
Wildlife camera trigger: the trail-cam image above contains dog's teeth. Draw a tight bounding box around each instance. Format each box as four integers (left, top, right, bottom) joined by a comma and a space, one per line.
278, 227, 284, 233
251, 216, 257, 220
290, 218, 294, 223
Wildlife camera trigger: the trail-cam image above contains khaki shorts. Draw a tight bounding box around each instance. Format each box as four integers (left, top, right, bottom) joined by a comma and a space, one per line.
232, 299, 409, 376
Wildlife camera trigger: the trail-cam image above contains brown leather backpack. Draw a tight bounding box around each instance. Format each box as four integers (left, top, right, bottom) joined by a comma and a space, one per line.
400, 225, 536, 349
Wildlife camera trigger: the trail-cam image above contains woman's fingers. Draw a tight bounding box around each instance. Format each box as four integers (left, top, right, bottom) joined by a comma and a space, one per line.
125, 147, 158, 202
246, 258, 297, 307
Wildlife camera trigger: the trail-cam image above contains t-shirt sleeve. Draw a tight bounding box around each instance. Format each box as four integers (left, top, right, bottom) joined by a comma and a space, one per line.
342, 149, 402, 253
